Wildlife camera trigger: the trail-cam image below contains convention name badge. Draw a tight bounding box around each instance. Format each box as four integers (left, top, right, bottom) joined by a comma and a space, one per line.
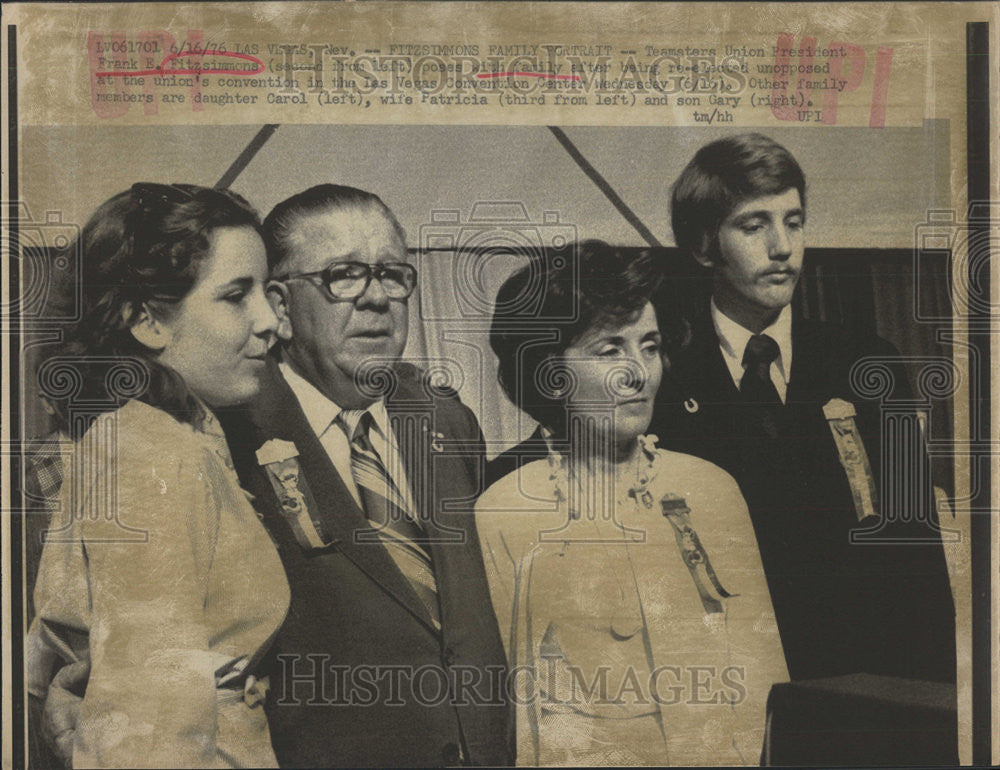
822, 398, 879, 522
256, 438, 329, 550
660, 496, 736, 617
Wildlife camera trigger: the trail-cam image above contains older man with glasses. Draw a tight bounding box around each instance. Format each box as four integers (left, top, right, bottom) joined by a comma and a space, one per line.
219, 184, 511, 768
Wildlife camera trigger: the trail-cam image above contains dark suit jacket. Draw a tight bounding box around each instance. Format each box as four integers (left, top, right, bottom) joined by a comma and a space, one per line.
649, 307, 956, 684
221, 360, 511, 768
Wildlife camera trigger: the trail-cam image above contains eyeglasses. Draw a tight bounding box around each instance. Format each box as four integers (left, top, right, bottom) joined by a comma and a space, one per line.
130, 182, 195, 211
126, 183, 196, 268
128, 183, 195, 236
276, 261, 417, 301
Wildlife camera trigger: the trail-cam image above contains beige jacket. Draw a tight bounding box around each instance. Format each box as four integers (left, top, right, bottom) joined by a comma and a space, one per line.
27, 400, 290, 768
477, 445, 788, 766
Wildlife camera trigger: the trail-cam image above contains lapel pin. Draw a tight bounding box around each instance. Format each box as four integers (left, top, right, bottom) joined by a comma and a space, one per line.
421, 424, 445, 452
684, 398, 699, 414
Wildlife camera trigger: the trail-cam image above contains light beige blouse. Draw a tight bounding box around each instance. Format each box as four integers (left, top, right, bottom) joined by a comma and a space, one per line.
477, 445, 788, 766
27, 400, 290, 768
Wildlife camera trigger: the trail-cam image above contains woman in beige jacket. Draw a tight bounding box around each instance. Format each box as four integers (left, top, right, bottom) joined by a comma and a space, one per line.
479, 241, 788, 766
27, 183, 289, 768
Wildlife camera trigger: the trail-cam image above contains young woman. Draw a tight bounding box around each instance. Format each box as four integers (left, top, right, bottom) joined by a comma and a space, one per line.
26, 183, 290, 767
478, 241, 788, 766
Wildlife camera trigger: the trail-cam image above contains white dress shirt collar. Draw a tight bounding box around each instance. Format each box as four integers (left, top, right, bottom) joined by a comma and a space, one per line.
277, 361, 405, 510
278, 361, 342, 437
278, 361, 393, 439
710, 299, 794, 402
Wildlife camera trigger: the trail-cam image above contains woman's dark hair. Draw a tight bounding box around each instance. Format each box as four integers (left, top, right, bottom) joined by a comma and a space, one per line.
490, 239, 682, 437
41, 183, 262, 437
671, 133, 806, 258
263, 183, 406, 274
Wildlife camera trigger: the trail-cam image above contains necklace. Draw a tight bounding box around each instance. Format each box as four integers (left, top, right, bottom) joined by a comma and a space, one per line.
548, 434, 660, 520
547, 431, 737, 615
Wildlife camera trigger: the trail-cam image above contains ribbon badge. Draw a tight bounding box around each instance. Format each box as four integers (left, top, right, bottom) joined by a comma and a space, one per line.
661, 496, 736, 616
822, 398, 879, 522
255, 439, 330, 550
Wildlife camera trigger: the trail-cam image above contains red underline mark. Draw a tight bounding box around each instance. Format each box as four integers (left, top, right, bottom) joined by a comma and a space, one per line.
96, 50, 265, 78
476, 71, 581, 81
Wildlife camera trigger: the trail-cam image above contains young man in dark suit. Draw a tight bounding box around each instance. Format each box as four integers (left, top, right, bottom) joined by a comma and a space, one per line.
222, 185, 511, 767
650, 133, 955, 686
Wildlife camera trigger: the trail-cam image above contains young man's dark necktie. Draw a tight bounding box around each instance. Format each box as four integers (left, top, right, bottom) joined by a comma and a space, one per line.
740, 333, 783, 439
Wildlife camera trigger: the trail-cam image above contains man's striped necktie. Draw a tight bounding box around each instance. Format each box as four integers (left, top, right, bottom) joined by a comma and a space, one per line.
339, 410, 441, 629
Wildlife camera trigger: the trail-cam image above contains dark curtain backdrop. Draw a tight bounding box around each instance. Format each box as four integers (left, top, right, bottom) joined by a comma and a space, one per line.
799, 249, 954, 494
